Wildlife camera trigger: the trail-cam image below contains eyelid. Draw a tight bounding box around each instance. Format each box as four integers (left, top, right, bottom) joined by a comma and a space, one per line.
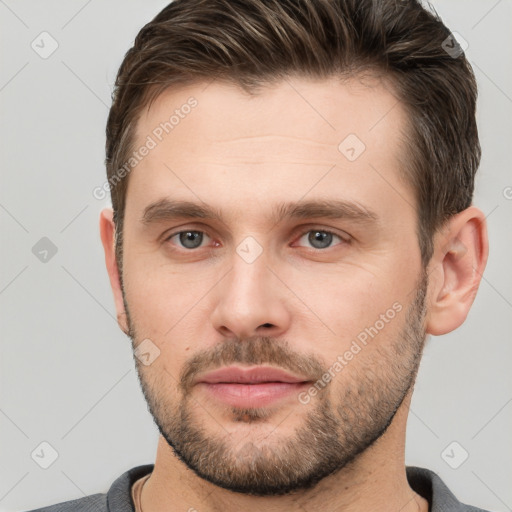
163, 224, 351, 251
292, 226, 351, 248
161, 223, 214, 242
297, 225, 351, 239
163, 228, 213, 248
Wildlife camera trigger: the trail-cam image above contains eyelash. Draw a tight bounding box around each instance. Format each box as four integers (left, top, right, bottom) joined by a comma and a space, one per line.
163, 227, 350, 251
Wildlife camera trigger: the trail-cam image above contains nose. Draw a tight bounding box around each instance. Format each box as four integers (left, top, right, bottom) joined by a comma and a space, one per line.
210, 248, 292, 340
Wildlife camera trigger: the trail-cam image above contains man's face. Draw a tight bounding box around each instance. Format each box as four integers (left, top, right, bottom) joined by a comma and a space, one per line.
119, 76, 428, 495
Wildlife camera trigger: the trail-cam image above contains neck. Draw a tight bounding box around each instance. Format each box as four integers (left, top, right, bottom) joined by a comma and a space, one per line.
141, 394, 428, 512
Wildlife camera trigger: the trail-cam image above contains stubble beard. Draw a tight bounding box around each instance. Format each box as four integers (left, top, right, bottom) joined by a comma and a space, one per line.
125, 271, 428, 496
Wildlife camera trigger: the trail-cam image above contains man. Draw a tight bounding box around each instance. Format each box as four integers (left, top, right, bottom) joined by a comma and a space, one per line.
29, 0, 492, 510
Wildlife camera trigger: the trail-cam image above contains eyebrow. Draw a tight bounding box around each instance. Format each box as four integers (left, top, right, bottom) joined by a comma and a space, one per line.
140, 198, 379, 227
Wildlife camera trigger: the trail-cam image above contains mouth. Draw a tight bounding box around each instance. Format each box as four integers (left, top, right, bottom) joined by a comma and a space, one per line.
195, 365, 313, 408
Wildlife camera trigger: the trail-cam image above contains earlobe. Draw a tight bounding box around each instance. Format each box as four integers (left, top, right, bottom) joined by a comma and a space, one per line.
426, 207, 489, 336
99, 208, 129, 335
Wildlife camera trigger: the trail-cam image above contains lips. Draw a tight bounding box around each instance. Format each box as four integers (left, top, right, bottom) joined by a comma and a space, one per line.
195, 366, 314, 408
196, 365, 310, 385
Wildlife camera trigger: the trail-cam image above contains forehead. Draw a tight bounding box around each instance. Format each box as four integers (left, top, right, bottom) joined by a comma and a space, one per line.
126, 75, 413, 226
135, 74, 406, 152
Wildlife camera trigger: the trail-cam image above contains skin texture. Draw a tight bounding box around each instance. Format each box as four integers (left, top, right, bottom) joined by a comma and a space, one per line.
100, 75, 488, 512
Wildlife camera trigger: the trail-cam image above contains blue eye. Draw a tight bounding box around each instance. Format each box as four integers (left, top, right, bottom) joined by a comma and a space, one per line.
164, 228, 347, 252
167, 230, 211, 249
296, 230, 344, 249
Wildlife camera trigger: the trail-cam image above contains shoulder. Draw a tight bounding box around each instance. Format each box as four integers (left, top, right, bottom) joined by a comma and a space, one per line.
407, 466, 496, 512
24, 463, 154, 512
24, 492, 107, 512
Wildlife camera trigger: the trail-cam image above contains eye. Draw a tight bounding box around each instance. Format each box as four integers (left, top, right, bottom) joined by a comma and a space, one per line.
163, 228, 349, 252
165, 230, 212, 249
294, 229, 348, 250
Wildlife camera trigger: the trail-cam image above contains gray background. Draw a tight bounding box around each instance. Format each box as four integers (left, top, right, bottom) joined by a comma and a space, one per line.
0, 1, 511, 511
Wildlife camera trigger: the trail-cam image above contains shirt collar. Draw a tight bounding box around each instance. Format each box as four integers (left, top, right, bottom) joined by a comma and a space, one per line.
106, 464, 468, 512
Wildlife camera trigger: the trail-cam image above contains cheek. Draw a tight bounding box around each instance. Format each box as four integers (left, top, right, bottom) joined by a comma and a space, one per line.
122, 250, 221, 338
284, 262, 412, 356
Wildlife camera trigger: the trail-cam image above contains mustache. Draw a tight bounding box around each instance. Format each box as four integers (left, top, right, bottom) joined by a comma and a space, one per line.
179, 336, 327, 394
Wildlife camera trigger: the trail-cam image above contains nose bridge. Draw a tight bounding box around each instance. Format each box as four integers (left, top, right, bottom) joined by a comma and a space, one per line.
210, 236, 290, 338
230, 243, 269, 296
225, 231, 271, 293
226, 240, 273, 312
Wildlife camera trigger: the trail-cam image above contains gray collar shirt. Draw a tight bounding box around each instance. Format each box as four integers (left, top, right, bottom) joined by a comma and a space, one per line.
25, 465, 494, 512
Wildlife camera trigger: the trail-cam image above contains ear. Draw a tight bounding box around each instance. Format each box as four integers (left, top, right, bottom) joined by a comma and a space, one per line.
99, 208, 130, 335
426, 206, 489, 335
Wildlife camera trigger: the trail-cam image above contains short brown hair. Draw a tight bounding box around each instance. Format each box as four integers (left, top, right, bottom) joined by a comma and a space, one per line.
105, 0, 480, 271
